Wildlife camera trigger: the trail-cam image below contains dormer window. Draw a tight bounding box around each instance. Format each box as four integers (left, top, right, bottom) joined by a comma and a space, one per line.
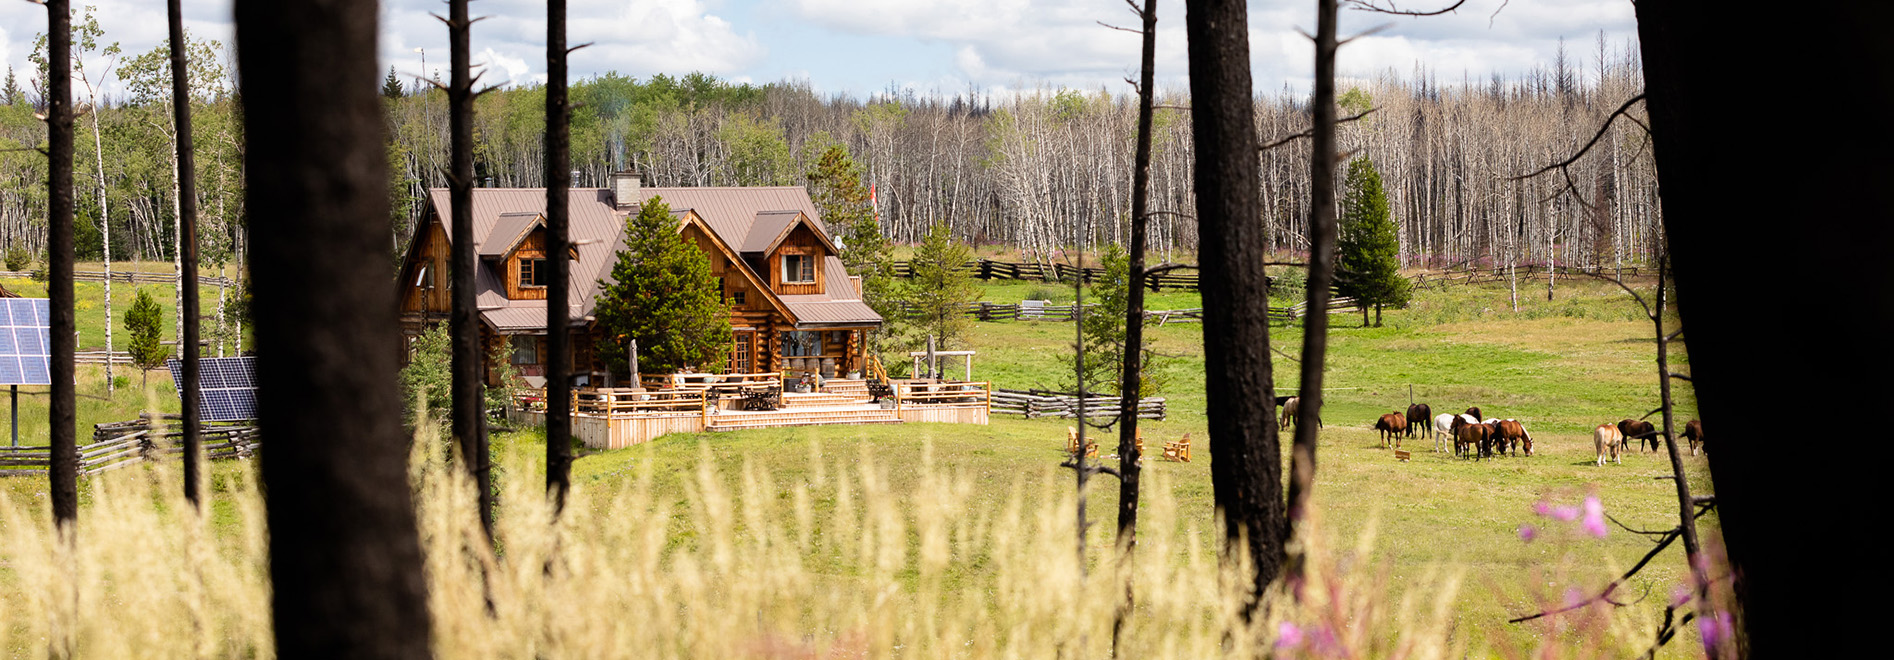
520, 258, 548, 287
782, 254, 815, 284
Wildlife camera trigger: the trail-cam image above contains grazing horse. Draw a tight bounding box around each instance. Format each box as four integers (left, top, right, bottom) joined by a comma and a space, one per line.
1374, 413, 1409, 448
1594, 423, 1624, 465
1493, 419, 1532, 456
1464, 406, 1482, 422
1683, 419, 1705, 455
1280, 396, 1300, 428
1432, 413, 1457, 452
1618, 418, 1658, 453
1454, 418, 1492, 459
1405, 403, 1432, 439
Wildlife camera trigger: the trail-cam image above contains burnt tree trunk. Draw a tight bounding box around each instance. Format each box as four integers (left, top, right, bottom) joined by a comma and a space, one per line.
46, 0, 79, 528
1634, 2, 1889, 654
544, 0, 574, 512
168, 0, 204, 508
1185, 0, 1286, 616
1289, 0, 1339, 556
1113, 2, 1158, 653
235, 0, 433, 657
446, 0, 492, 535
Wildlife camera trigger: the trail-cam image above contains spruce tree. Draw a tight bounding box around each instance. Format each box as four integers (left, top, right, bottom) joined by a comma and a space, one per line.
805, 143, 911, 367
1077, 243, 1161, 396
907, 223, 978, 356
593, 196, 732, 377
381, 66, 404, 99
125, 288, 168, 385
1336, 156, 1410, 327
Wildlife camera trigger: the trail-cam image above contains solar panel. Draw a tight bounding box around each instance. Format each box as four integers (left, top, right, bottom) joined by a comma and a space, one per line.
167, 356, 258, 421
0, 299, 51, 386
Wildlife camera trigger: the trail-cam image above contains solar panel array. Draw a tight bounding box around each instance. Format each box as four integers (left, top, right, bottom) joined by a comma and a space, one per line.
0, 298, 51, 386
168, 356, 258, 421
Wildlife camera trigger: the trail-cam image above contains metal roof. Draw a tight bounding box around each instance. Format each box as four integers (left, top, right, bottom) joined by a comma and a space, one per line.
479, 212, 542, 259
778, 298, 881, 326
740, 210, 804, 253
426, 188, 626, 319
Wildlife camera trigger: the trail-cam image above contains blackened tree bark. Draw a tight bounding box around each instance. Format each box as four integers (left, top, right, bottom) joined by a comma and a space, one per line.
1634, 3, 1890, 654
1288, 0, 1338, 530
446, 0, 492, 535
1184, 0, 1286, 615
1116, 0, 1157, 550
545, 0, 574, 512
1114, 4, 1159, 651
234, 0, 432, 657
168, 0, 204, 508
46, 0, 79, 528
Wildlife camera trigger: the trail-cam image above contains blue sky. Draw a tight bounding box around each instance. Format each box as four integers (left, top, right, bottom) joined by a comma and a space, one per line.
0, 0, 1638, 99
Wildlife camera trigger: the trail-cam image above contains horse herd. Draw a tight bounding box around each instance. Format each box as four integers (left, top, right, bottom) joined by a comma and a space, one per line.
1363, 404, 1534, 459
1591, 418, 1707, 465
1276, 397, 1708, 465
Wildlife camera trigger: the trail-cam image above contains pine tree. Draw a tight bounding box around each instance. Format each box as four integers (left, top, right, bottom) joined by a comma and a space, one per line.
907, 223, 978, 355
125, 288, 168, 385
805, 143, 910, 367
1336, 156, 1410, 327
2, 67, 21, 106
381, 66, 404, 99
593, 196, 732, 377
1077, 243, 1161, 396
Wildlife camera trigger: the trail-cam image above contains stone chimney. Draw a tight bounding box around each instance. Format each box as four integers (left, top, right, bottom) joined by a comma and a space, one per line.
610, 169, 642, 210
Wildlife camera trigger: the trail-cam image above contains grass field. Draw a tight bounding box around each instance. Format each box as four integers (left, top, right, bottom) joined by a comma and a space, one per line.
0, 268, 1716, 657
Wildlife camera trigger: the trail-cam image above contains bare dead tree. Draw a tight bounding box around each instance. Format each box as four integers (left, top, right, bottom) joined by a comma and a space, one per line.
1112, 0, 1158, 652
544, 0, 574, 513
444, 0, 492, 536
167, 0, 204, 508
1185, 0, 1286, 618
45, 0, 79, 529
234, 0, 433, 656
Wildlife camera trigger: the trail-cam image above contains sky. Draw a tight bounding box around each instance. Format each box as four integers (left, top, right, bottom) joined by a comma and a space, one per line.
0, 0, 1638, 100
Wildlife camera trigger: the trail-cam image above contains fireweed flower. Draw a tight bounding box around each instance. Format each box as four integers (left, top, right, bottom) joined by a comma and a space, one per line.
1552, 505, 1580, 522
1276, 621, 1304, 649
1699, 610, 1734, 653
1518, 524, 1538, 542
1533, 501, 1552, 517
1581, 496, 1608, 538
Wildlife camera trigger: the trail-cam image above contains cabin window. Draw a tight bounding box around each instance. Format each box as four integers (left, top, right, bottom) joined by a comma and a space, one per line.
519, 258, 548, 287
782, 254, 815, 284
733, 289, 746, 305
784, 331, 821, 357
510, 335, 539, 365
414, 264, 432, 288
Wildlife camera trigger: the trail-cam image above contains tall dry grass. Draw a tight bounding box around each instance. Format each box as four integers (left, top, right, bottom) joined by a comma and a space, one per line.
0, 421, 1693, 658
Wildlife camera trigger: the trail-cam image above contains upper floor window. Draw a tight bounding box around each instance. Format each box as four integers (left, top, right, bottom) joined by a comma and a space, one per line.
510, 335, 539, 365
782, 254, 815, 284
520, 258, 548, 287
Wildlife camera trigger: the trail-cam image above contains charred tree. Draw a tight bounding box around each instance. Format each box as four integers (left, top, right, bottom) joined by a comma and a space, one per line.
45, 0, 79, 528
446, 0, 492, 535
167, 0, 204, 508
1634, 2, 1890, 654
1112, 0, 1159, 652
544, 0, 574, 512
1184, 0, 1286, 616
1288, 0, 1340, 533
234, 0, 433, 656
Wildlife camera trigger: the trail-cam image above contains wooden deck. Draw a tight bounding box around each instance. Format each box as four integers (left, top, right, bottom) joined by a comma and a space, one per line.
511, 379, 989, 449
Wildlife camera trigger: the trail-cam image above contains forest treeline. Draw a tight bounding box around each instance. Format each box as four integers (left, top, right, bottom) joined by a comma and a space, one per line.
0, 29, 1657, 273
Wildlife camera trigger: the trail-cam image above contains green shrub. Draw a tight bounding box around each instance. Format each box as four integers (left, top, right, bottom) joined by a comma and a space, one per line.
3, 245, 29, 272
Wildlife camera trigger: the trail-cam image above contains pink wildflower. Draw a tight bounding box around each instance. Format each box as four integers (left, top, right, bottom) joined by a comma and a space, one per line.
1581, 496, 1608, 538
1518, 524, 1538, 543
1671, 584, 1693, 608
1275, 621, 1304, 649
1551, 505, 1579, 521
1699, 610, 1734, 653
1533, 501, 1552, 517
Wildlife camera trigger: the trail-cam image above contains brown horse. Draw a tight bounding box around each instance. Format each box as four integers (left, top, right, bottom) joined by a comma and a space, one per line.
1375, 412, 1409, 448
1683, 419, 1705, 455
1405, 403, 1432, 439
1280, 396, 1299, 428
1594, 423, 1623, 465
1454, 419, 1492, 459
1464, 406, 1482, 421
1493, 419, 1533, 456
1618, 418, 1658, 452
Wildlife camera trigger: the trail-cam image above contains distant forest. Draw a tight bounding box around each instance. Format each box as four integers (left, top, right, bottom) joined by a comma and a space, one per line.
0, 34, 1656, 272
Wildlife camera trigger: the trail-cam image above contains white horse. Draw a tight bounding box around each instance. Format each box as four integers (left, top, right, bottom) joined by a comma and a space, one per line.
1432, 413, 1457, 452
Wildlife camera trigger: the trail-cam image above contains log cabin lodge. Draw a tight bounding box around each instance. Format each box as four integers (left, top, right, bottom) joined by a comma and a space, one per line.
397, 170, 990, 447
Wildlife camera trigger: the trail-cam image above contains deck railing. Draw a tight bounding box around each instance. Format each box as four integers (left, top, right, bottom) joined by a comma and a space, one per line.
573, 388, 708, 417
893, 380, 992, 410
